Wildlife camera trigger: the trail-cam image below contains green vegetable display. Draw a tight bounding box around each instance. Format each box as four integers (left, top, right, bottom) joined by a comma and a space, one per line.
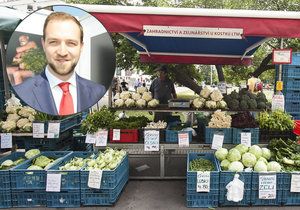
25, 149, 41, 159
258, 110, 294, 131
189, 158, 215, 171
110, 116, 149, 129
20, 48, 47, 73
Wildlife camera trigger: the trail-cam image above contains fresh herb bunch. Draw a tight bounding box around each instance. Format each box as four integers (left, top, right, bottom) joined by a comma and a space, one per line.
258, 110, 294, 131
81, 106, 116, 134
189, 158, 215, 171
34, 112, 64, 122
110, 116, 150, 129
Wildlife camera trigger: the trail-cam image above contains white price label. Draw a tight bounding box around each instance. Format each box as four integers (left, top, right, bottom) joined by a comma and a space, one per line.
95, 130, 108, 147
240, 132, 251, 147
88, 170, 103, 189
33, 123, 44, 138
85, 133, 97, 144
271, 94, 285, 111
291, 174, 300, 192
113, 129, 121, 141
197, 171, 210, 192
178, 132, 189, 147
1, 133, 12, 149
144, 130, 160, 151
46, 173, 61, 192
218, 82, 227, 94
211, 134, 224, 150
47, 122, 60, 138
259, 174, 276, 199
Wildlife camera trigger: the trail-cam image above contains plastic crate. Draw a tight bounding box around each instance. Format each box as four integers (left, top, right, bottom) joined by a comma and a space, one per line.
282, 66, 300, 78
283, 78, 300, 90
81, 155, 129, 190
291, 52, 300, 64
165, 130, 192, 143
291, 113, 300, 120
285, 101, 300, 113
219, 171, 252, 206
43, 113, 82, 133
0, 190, 11, 208
81, 169, 129, 206
232, 128, 259, 145
186, 189, 219, 208
251, 172, 283, 206
72, 135, 93, 151
46, 189, 80, 208
259, 129, 296, 143
24, 130, 72, 151
11, 190, 46, 207
0, 152, 26, 190
109, 129, 139, 143
281, 172, 300, 205
283, 90, 300, 103
186, 153, 220, 208
10, 151, 71, 190
48, 152, 95, 190
205, 127, 232, 144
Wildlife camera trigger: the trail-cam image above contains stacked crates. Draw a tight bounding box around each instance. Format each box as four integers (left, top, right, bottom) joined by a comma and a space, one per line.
186, 153, 220, 208
10, 151, 71, 207
80, 155, 129, 206
276, 52, 300, 119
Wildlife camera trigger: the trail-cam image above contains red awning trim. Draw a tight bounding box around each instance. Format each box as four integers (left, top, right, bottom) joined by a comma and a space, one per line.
92, 13, 300, 38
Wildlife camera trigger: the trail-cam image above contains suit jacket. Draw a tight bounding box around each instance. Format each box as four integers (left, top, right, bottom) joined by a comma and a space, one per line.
13, 71, 106, 115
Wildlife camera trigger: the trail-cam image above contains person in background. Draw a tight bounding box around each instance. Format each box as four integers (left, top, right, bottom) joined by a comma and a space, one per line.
150, 65, 177, 122
134, 78, 141, 91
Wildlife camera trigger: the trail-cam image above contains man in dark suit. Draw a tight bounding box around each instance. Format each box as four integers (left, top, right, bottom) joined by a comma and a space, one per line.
13, 12, 106, 116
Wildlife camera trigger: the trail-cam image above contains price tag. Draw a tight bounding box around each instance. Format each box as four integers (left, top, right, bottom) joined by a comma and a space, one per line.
144, 130, 160, 151
290, 174, 300, 192
32, 123, 44, 138
85, 133, 97, 144
88, 170, 103, 189
218, 82, 227, 94
241, 132, 251, 147
46, 173, 61, 192
211, 134, 224, 150
1, 133, 12, 149
47, 122, 60, 138
272, 94, 285, 111
95, 130, 108, 147
113, 129, 121, 141
197, 171, 210, 192
178, 132, 189, 147
259, 174, 276, 199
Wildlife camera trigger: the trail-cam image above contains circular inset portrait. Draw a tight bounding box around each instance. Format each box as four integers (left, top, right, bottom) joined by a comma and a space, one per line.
6, 5, 116, 116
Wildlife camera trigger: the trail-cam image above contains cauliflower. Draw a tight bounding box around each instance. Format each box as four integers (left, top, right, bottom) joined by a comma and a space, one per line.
2, 120, 17, 132
125, 98, 135, 107
136, 99, 146, 108
28, 114, 35, 122
22, 122, 32, 132
210, 89, 223, 102
200, 86, 213, 99
114, 93, 120, 100
137, 86, 147, 94
5, 105, 21, 114
120, 91, 131, 100
142, 92, 153, 102
192, 97, 205, 109
132, 93, 142, 101
205, 100, 217, 109
208, 110, 232, 128
18, 106, 36, 117
7, 113, 21, 122
217, 100, 227, 109
17, 118, 30, 128
148, 99, 159, 107
114, 99, 124, 107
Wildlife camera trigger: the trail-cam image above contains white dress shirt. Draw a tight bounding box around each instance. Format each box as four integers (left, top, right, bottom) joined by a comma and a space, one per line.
45, 66, 77, 113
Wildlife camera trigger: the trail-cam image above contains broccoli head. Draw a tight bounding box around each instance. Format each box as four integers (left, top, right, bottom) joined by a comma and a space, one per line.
239, 88, 249, 96
257, 92, 267, 102
227, 99, 239, 110
240, 100, 249, 110
248, 99, 257, 109
257, 101, 266, 109
230, 90, 239, 100
248, 92, 257, 100
240, 95, 250, 101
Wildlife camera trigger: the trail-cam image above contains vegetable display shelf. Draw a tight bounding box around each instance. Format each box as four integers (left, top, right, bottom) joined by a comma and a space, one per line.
10, 151, 72, 190
186, 152, 220, 208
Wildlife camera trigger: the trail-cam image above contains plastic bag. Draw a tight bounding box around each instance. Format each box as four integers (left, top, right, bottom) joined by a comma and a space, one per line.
226, 174, 244, 202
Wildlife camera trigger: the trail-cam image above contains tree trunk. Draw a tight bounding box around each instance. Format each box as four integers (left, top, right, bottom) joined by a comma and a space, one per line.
251, 53, 275, 77
216, 65, 225, 82
172, 67, 202, 95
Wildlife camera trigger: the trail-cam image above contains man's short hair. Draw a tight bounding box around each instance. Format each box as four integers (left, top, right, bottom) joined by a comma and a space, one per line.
43, 12, 83, 43
155, 65, 168, 73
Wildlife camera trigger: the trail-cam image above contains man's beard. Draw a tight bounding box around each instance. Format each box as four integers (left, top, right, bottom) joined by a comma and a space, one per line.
49, 62, 76, 76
